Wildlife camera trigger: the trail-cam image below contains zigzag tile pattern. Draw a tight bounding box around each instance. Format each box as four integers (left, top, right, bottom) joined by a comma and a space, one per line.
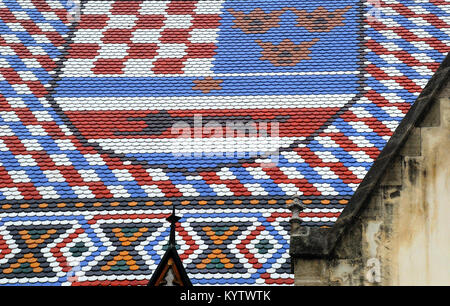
0, 0, 449, 285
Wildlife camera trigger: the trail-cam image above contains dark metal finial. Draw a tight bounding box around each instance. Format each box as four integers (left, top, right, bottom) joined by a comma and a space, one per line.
167, 204, 181, 247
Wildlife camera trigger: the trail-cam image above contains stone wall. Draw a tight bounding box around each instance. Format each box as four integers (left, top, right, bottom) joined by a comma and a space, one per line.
291, 72, 450, 286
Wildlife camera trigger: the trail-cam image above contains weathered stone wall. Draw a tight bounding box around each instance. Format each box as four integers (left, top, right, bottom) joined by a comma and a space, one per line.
393, 84, 450, 285
292, 78, 450, 286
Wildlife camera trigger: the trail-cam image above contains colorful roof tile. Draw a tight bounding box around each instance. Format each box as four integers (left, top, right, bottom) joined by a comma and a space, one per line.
0, 0, 449, 285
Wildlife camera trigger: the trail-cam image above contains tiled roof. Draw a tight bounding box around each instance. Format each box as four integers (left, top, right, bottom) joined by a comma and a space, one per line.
0, 0, 449, 285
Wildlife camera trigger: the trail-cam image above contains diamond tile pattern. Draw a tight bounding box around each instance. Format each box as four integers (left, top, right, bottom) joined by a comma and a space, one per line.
0, 0, 449, 285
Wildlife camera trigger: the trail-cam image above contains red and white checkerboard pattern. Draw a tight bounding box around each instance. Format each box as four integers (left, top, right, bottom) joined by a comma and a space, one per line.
64, 0, 224, 77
